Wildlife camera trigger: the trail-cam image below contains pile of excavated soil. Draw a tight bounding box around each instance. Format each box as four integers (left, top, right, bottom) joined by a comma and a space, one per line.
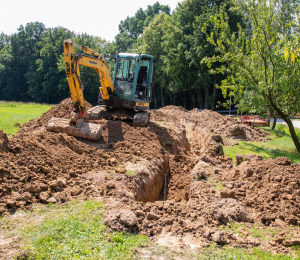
19, 98, 93, 133
0, 114, 190, 215
219, 155, 300, 225
188, 155, 300, 227
151, 107, 268, 144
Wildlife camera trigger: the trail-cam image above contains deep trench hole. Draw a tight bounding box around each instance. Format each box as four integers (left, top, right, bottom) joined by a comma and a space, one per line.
156, 153, 196, 203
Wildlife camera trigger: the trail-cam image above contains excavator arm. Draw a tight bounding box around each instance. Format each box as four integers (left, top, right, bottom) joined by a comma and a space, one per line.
63, 39, 114, 120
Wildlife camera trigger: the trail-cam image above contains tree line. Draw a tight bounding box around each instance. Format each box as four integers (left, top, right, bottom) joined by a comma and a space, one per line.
1, 0, 300, 151
0, 1, 240, 109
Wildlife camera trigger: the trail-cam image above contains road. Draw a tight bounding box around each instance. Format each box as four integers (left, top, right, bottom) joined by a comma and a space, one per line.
270, 118, 300, 129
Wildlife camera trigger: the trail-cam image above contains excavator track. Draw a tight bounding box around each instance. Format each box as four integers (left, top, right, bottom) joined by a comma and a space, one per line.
133, 111, 150, 127
88, 105, 150, 127
47, 108, 150, 140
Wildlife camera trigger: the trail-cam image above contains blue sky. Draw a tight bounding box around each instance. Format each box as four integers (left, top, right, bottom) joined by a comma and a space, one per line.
1, 0, 181, 41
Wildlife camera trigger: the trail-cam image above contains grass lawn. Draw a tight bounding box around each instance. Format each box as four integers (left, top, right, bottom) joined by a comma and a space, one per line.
0, 101, 52, 137
224, 124, 300, 163
0, 200, 148, 259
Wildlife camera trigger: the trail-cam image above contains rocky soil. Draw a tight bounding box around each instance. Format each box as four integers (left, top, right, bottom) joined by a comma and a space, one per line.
1, 99, 299, 256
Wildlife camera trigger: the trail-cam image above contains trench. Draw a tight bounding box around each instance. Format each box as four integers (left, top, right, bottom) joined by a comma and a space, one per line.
132, 123, 201, 204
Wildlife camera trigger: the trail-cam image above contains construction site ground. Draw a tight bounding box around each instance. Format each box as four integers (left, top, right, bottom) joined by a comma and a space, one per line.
1, 98, 300, 259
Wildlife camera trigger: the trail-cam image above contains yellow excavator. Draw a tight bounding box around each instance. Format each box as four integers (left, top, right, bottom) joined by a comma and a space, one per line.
46, 39, 154, 140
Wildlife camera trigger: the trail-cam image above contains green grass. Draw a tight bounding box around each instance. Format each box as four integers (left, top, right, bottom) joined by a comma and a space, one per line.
0, 199, 147, 259
223, 222, 281, 241
206, 177, 226, 190
0, 101, 51, 137
196, 243, 296, 260
125, 170, 137, 176
224, 125, 300, 164
149, 242, 297, 259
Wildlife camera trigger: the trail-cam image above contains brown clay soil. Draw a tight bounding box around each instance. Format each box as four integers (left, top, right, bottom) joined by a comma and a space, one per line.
1, 99, 300, 256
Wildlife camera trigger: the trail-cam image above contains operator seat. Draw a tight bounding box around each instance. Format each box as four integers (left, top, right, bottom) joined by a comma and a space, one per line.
137, 66, 147, 86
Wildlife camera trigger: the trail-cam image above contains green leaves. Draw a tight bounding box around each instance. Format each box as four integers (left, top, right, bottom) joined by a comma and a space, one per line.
116, 2, 171, 52
204, 0, 300, 150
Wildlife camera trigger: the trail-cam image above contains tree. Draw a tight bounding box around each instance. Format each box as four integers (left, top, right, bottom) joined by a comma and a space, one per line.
26, 27, 74, 104
206, 0, 300, 151
0, 33, 12, 100
0, 22, 46, 101
116, 2, 170, 52
137, 13, 171, 108
162, 0, 243, 109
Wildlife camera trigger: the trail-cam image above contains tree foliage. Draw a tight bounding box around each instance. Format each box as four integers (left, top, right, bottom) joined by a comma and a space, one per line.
0, 23, 109, 105
205, 0, 300, 151
157, 0, 242, 109
115, 2, 170, 52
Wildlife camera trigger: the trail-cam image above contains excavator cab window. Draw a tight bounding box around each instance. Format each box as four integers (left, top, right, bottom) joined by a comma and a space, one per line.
115, 58, 137, 81
135, 58, 151, 101
114, 58, 137, 95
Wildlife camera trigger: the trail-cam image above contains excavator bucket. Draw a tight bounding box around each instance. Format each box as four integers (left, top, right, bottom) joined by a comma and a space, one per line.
133, 111, 151, 127
46, 117, 102, 141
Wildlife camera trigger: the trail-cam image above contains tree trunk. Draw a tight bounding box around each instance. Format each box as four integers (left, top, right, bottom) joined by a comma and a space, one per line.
160, 87, 164, 107
184, 91, 187, 109
173, 93, 175, 106
285, 117, 300, 152
191, 91, 195, 109
271, 116, 277, 130
197, 89, 203, 109
268, 95, 300, 152
152, 85, 157, 109
211, 75, 216, 111
205, 86, 209, 109
266, 109, 271, 127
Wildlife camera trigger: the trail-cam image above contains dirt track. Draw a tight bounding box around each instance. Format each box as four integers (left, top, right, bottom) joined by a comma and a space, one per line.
1, 98, 300, 255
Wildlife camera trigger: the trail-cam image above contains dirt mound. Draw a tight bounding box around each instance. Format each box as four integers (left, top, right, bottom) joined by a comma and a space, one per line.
0, 130, 9, 152
19, 98, 93, 132
185, 110, 267, 143
151, 106, 188, 122
186, 154, 300, 227
218, 155, 300, 226
159, 105, 188, 113
152, 108, 268, 144
0, 118, 190, 215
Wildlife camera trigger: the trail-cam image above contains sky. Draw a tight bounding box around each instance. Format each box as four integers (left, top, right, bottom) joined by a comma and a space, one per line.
1, 0, 181, 42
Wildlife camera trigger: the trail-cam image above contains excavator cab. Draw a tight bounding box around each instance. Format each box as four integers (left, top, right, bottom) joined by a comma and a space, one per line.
107, 53, 154, 111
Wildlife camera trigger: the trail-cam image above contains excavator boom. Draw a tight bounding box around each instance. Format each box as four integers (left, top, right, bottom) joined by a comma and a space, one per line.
63, 39, 114, 114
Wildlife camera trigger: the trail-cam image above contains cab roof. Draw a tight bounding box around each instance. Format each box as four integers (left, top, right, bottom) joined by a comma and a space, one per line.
118, 53, 153, 59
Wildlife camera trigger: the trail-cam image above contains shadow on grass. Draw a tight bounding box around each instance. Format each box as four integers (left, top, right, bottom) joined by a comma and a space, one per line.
237, 141, 300, 163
